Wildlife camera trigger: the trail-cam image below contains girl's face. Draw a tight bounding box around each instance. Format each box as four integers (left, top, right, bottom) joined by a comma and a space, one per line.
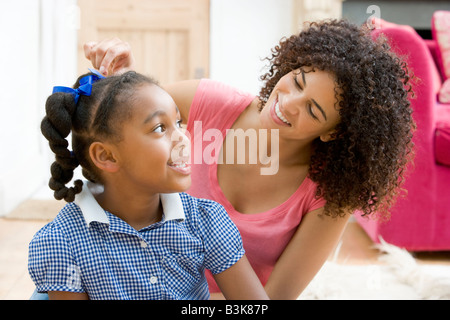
260, 67, 341, 143
112, 84, 191, 193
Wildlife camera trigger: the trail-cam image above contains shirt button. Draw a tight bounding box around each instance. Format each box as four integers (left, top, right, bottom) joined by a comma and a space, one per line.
150, 276, 158, 284
140, 241, 148, 248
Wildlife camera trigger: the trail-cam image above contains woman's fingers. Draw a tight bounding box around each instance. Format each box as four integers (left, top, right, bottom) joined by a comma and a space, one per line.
83, 38, 135, 76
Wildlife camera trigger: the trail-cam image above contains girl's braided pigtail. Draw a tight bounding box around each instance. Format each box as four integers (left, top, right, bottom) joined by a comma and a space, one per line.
41, 92, 83, 202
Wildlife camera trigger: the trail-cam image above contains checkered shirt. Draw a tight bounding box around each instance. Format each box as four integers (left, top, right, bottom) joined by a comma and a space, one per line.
28, 182, 244, 300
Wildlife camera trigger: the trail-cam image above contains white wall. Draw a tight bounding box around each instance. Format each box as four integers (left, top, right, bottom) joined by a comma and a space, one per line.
0, 0, 41, 216
210, 0, 293, 95
0, 0, 77, 216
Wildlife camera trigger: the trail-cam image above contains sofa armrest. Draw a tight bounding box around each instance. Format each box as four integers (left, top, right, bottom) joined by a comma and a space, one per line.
425, 40, 439, 69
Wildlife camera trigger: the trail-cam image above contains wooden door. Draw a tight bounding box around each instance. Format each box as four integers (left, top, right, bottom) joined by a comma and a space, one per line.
77, 0, 210, 85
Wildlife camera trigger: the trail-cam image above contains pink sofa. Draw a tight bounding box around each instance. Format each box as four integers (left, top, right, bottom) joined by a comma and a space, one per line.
355, 18, 450, 251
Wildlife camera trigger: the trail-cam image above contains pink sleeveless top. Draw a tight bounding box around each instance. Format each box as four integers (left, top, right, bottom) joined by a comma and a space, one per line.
186, 79, 326, 292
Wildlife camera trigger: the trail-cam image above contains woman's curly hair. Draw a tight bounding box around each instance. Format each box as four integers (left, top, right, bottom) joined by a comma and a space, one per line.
258, 19, 416, 220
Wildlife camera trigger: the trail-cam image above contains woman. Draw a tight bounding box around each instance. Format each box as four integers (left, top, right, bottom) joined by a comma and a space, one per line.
84, 19, 415, 299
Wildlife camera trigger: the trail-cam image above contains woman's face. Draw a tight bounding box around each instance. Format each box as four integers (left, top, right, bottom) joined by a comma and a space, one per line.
260, 67, 341, 143
112, 84, 191, 193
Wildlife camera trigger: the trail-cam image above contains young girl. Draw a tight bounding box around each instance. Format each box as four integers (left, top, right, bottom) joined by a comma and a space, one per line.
84, 19, 416, 299
28, 71, 268, 300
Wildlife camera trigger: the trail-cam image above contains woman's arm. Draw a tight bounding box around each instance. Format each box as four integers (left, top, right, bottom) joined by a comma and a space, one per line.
48, 291, 89, 300
264, 207, 351, 300
164, 80, 201, 122
213, 255, 269, 300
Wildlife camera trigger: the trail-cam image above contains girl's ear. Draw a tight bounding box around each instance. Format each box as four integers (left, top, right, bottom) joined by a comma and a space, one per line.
89, 142, 120, 173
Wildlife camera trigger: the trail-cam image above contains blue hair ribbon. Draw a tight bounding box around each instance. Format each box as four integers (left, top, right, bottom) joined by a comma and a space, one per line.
52, 69, 105, 104
88, 68, 106, 79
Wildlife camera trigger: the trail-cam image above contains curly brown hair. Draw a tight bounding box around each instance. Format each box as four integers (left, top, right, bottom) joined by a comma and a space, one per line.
258, 19, 416, 220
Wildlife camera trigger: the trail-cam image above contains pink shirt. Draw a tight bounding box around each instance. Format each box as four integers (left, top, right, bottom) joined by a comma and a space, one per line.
186, 79, 326, 292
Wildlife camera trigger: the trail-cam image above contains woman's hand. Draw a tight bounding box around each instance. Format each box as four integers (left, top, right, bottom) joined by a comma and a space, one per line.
84, 37, 136, 76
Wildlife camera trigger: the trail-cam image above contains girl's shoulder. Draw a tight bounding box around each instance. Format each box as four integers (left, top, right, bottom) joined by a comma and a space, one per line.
178, 193, 232, 231
30, 202, 87, 242
177, 193, 243, 267
179, 192, 226, 216
180, 193, 237, 237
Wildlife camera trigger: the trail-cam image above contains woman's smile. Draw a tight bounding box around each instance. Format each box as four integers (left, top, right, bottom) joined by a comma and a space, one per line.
270, 97, 291, 127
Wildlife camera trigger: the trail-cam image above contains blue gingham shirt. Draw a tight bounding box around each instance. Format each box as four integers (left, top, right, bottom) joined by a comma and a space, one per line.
28, 182, 244, 300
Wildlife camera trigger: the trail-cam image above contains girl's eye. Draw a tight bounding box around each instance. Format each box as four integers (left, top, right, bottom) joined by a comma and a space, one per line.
176, 120, 182, 128
153, 124, 166, 133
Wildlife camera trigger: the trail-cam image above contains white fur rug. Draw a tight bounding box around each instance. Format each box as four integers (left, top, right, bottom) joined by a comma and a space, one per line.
299, 239, 450, 300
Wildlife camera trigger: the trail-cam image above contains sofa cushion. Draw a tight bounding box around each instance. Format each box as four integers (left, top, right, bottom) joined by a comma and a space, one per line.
432, 11, 450, 80
435, 103, 450, 166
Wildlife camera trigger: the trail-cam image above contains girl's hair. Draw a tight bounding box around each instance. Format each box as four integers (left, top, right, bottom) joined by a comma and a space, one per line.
258, 19, 416, 220
41, 71, 158, 202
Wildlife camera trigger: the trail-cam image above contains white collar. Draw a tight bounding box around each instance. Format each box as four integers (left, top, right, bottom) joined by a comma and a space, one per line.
74, 181, 185, 226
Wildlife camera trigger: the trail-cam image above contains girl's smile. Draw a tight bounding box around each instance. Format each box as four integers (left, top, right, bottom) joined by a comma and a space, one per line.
167, 158, 191, 175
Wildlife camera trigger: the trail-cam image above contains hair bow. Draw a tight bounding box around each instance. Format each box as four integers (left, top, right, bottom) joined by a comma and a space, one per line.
52, 69, 105, 104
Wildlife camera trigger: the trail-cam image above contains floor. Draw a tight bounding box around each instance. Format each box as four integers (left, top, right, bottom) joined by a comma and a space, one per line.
1, 199, 449, 300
